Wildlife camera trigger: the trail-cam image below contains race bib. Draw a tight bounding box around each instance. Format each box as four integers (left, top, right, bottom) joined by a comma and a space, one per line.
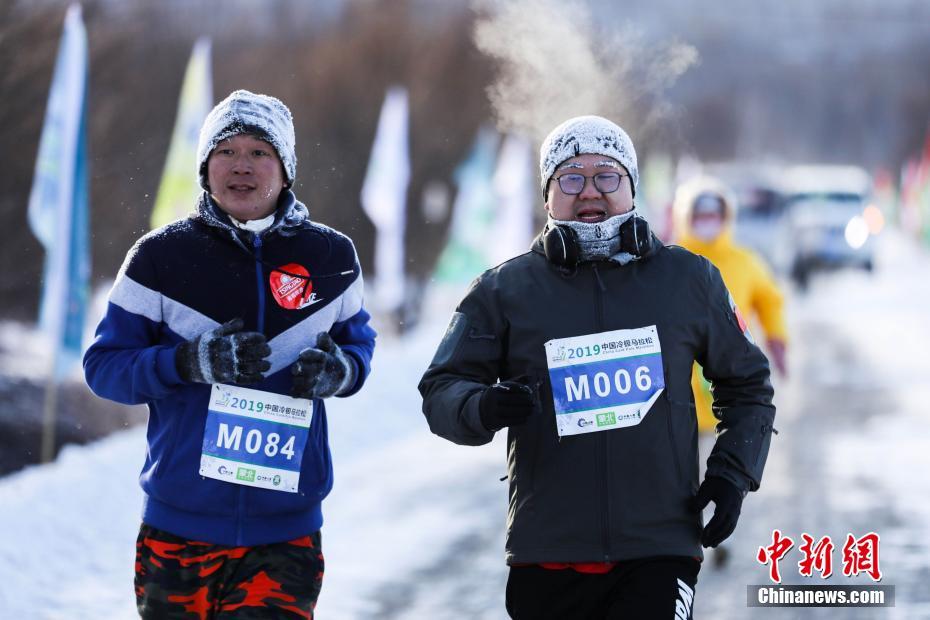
200, 384, 313, 493
544, 326, 665, 437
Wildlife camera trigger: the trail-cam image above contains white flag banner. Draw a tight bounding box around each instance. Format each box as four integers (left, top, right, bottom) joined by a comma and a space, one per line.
360, 86, 410, 313
492, 133, 535, 265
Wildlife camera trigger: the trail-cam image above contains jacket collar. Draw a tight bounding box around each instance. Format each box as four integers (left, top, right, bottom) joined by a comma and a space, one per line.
195, 189, 311, 241
529, 228, 663, 262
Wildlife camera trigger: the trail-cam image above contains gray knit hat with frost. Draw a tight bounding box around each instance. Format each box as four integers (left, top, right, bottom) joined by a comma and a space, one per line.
197, 89, 296, 190
539, 115, 638, 199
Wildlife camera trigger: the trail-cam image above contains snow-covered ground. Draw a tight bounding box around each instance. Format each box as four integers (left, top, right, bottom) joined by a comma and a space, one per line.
693, 230, 930, 620
2, 229, 930, 619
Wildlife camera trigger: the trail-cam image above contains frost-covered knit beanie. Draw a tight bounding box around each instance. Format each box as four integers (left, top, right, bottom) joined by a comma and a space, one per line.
197, 89, 297, 190
539, 115, 638, 200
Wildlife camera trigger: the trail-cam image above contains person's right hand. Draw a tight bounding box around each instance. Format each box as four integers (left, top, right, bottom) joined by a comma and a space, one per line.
478, 379, 536, 432
689, 476, 745, 548
175, 318, 271, 385
766, 338, 788, 378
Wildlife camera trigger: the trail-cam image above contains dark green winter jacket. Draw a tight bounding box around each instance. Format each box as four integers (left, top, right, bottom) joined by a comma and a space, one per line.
418, 233, 775, 563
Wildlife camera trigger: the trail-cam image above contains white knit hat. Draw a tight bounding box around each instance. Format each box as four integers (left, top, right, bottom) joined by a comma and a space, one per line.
671, 174, 739, 236
539, 115, 638, 199
197, 89, 296, 190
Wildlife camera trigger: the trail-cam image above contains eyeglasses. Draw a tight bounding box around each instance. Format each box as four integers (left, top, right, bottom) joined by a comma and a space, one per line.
552, 172, 628, 195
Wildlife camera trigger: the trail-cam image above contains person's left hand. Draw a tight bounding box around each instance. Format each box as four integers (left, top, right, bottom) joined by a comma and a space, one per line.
290, 332, 355, 399
766, 338, 787, 378
690, 477, 745, 548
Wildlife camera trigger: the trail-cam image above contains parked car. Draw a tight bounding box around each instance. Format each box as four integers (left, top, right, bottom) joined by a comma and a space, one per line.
778, 165, 875, 288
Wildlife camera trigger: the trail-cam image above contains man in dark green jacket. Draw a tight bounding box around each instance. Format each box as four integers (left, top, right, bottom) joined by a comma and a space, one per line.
418, 115, 775, 619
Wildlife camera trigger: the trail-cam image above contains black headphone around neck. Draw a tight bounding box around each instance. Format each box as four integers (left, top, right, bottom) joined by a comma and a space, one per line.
542, 224, 580, 267
542, 212, 652, 268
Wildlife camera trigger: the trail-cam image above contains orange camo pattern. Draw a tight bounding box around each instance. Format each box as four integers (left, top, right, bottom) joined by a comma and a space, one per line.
144, 536, 249, 574
135, 525, 322, 619
169, 587, 212, 620
219, 571, 304, 616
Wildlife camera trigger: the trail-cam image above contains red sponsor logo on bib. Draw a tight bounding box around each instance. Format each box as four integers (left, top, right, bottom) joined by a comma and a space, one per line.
270, 263, 313, 310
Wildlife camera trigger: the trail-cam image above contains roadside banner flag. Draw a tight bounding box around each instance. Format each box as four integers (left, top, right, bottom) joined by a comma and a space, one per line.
360, 86, 411, 314
491, 132, 535, 265
433, 126, 500, 282
26, 4, 91, 462
150, 37, 213, 229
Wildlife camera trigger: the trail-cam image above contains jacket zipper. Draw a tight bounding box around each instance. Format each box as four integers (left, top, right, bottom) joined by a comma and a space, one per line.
235, 233, 266, 545
756, 423, 777, 469
592, 263, 612, 560
254, 234, 266, 332
666, 393, 684, 483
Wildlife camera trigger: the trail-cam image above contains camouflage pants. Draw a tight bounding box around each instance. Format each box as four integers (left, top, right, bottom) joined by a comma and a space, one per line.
135, 523, 324, 619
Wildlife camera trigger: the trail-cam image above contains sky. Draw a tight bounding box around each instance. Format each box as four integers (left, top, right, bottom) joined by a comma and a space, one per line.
1, 228, 930, 618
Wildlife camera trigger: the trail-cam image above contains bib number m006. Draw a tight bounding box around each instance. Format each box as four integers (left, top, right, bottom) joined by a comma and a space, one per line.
545, 326, 665, 437
200, 384, 313, 493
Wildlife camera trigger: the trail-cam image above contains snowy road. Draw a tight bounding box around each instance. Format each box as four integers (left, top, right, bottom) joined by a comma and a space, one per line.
1, 231, 929, 619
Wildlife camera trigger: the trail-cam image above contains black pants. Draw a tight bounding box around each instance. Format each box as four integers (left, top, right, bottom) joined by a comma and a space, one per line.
506, 556, 700, 619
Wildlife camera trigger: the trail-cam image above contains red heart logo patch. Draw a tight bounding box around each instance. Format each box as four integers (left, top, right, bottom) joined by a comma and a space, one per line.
269, 263, 314, 310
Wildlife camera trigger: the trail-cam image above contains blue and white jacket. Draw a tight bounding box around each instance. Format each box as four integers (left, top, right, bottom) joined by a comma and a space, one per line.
84, 191, 376, 546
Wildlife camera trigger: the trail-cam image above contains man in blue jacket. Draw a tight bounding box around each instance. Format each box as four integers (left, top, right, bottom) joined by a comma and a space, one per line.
84, 89, 376, 619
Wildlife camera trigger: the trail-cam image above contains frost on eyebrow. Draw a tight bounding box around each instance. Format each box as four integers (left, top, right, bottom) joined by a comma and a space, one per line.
595, 160, 621, 169
557, 162, 584, 170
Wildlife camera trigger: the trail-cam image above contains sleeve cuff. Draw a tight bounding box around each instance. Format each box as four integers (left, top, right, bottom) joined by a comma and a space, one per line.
335, 351, 361, 397
463, 390, 496, 441
155, 345, 186, 388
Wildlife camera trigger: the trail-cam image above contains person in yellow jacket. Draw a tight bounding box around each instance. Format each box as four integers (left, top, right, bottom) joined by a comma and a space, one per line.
673, 175, 788, 433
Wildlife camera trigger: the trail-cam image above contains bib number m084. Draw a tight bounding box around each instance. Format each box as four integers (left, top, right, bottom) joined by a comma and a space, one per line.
200, 384, 313, 493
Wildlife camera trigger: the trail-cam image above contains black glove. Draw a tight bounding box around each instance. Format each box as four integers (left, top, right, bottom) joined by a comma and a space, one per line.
290, 332, 355, 399
175, 318, 271, 385
690, 476, 745, 548
478, 379, 536, 432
